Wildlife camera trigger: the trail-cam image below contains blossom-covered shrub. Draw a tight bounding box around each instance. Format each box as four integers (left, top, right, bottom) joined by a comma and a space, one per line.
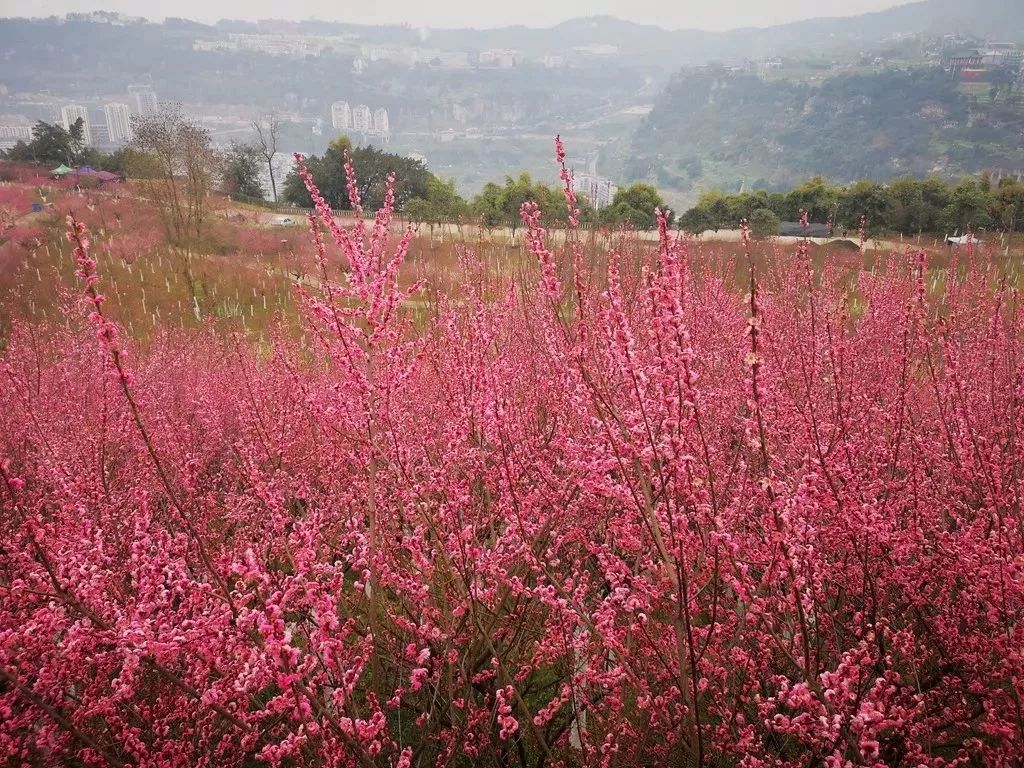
0, 144, 1022, 767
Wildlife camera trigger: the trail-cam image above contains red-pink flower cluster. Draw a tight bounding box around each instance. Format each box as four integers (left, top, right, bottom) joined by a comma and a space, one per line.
1, 143, 1022, 768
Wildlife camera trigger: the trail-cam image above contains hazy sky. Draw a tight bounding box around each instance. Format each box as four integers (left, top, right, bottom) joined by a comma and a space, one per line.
2, 0, 916, 31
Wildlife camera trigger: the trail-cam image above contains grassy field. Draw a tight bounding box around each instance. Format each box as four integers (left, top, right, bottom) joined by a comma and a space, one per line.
2, 173, 1020, 343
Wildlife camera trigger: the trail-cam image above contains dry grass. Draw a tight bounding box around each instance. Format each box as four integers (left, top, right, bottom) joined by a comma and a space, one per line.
3, 178, 1019, 344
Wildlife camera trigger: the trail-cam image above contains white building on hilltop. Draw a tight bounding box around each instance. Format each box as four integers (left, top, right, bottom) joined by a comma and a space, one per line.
60, 104, 92, 145
479, 49, 517, 68
352, 104, 372, 132
331, 101, 352, 130
372, 108, 390, 134
103, 102, 133, 144
574, 172, 619, 210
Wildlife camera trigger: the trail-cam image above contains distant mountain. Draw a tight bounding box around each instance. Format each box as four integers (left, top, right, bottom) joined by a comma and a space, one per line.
803, 0, 1024, 41
3, 1, 1021, 75
425, 0, 1024, 69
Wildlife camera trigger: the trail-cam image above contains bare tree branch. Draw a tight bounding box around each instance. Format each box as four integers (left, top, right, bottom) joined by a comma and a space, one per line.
252, 112, 280, 203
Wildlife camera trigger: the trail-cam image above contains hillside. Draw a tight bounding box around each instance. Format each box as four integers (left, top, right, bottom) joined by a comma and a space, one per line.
181, 1, 1024, 68
4, 1, 1023, 95
630, 66, 1024, 202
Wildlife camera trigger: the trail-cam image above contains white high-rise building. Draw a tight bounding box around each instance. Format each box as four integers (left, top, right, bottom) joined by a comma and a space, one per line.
60, 104, 92, 145
0, 116, 32, 151
128, 85, 158, 116
331, 101, 352, 130
574, 173, 619, 210
372, 108, 390, 134
103, 102, 133, 144
352, 104, 372, 132
91, 121, 110, 145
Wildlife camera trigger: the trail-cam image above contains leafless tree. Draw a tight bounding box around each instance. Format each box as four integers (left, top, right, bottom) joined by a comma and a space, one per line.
252, 112, 280, 203
128, 104, 221, 245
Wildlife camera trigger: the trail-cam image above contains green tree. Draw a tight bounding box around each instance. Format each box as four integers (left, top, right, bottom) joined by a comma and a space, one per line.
404, 175, 470, 240
222, 142, 265, 201
601, 183, 671, 230
424, 176, 469, 219
784, 176, 841, 222
888, 176, 929, 234
732, 191, 771, 223
992, 182, 1024, 233
839, 180, 892, 233
471, 182, 505, 231
941, 178, 993, 233
282, 137, 431, 212
677, 205, 715, 235
469, 173, 569, 236
749, 208, 781, 238
497, 173, 537, 236
2, 120, 84, 166
693, 190, 733, 231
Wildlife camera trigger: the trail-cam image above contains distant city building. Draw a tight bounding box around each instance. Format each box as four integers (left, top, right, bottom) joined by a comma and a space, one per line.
127, 85, 158, 116
103, 102, 132, 144
946, 53, 984, 73
193, 32, 355, 58
981, 41, 1023, 67
429, 51, 470, 69
572, 43, 618, 57
574, 172, 619, 210
478, 49, 518, 68
945, 42, 1022, 82
542, 55, 566, 69
67, 11, 145, 25
331, 101, 352, 130
747, 57, 783, 79
91, 120, 111, 145
360, 45, 419, 67
232, 33, 328, 57
372, 108, 390, 134
60, 104, 92, 144
0, 115, 33, 151
352, 104, 372, 132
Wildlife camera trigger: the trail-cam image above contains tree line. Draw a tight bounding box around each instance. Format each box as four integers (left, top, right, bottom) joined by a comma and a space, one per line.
281, 138, 674, 232
4, 119, 676, 236
2, 109, 286, 246
3, 118, 133, 174
13, 116, 1020, 241
678, 173, 1024, 237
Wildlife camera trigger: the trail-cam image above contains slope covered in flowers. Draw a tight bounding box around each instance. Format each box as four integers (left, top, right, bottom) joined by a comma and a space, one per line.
1, 144, 1022, 767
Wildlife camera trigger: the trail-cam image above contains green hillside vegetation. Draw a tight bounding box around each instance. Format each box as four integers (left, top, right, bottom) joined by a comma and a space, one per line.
633, 66, 1024, 202
677, 171, 1024, 235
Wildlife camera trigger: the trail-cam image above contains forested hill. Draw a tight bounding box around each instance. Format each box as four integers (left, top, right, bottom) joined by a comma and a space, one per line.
629, 67, 1024, 202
